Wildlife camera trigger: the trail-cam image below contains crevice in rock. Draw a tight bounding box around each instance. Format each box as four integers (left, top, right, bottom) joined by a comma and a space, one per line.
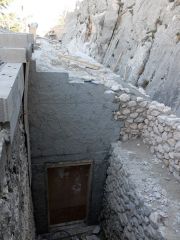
102, 1, 124, 63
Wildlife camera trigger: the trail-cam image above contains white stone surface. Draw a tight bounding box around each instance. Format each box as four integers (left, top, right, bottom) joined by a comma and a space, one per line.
61, 0, 180, 116
0, 63, 24, 140
0, 33, 34, 62
0, 33, 33, 48
0, 48, 27, 63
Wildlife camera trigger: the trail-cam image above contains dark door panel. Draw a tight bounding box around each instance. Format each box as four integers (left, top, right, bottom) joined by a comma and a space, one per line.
48, 164, 91, 225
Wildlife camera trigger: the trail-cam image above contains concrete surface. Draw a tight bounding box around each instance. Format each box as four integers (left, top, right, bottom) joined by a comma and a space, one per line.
0, 33, 34, 62
28, 61, 122, 234
0, 32, 34, 48
0, 63, 24, 140
0, 47, 29, 63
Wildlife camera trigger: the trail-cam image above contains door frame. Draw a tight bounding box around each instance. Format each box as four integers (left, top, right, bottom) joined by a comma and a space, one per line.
46, 160, 93, 229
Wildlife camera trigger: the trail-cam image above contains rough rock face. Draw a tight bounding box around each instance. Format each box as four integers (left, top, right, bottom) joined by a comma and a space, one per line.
0, 118, 35, 240
62, 0, 180, 115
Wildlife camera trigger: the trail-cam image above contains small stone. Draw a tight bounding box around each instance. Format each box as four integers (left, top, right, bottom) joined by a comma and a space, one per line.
175, 141, 180, 152
158, 124, 164, 133
138, 123, 144, 129
174, 132, 180, 140
147, 115, 153, 120
169, 152, 174, 159
151, 110, 160, 117
122, 109, 131, 115
153, 125, 159, 135
168, 138, 176, 147
134, 117, 144, 123
163, 143, 170, 152
128, 101, 137, 107
149, 212, 159, 225
119, 93, 130, 102
164, 153, 169, 159
139, 101, 148, 107
130, 123, 138, 129
175, 159, 179, 164
111, 84, 121, 91
130, 113, 139, 118
162, 132, 168, 141
126, 118, 134, 123
136, 108, 144, 113
145, 119, 149, 124
93, 226, 100, 235
131, 130, 140, 135
167, 132, 173, 138
157, 144, 164, 153
136, 97, 144, 102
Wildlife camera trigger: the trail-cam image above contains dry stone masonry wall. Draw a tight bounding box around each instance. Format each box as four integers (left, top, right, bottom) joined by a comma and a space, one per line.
114, 88, 180, 182
101, 141, 180, 240
102, 144, 164, 240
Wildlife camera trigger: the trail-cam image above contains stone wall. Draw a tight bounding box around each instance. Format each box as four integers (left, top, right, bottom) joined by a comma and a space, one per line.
114, 89, 180, 181
102, 144, 164, 240
0, 117, 35, 240
101, 141, 180, 240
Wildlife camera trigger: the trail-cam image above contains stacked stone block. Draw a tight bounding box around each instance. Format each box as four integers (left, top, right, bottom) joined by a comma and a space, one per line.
114, 90, 180, 181
143, 108, 180, 181
114, 94, 148, 141
101, 145, 164, 240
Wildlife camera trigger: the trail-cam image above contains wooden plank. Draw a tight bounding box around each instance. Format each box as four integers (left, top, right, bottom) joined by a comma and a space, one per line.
47, 164, 91, 226
58, 54, 101, 70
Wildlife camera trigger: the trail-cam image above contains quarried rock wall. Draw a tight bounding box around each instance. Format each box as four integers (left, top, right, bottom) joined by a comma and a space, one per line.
62, 0, 180, 115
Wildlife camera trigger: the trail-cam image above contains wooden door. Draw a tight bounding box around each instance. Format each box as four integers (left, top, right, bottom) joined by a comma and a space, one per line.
47, 163, 91, 226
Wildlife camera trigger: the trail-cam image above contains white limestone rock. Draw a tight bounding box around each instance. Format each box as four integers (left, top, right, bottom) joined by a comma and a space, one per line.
175, 141, 180, 152
119, 93, 131, 102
